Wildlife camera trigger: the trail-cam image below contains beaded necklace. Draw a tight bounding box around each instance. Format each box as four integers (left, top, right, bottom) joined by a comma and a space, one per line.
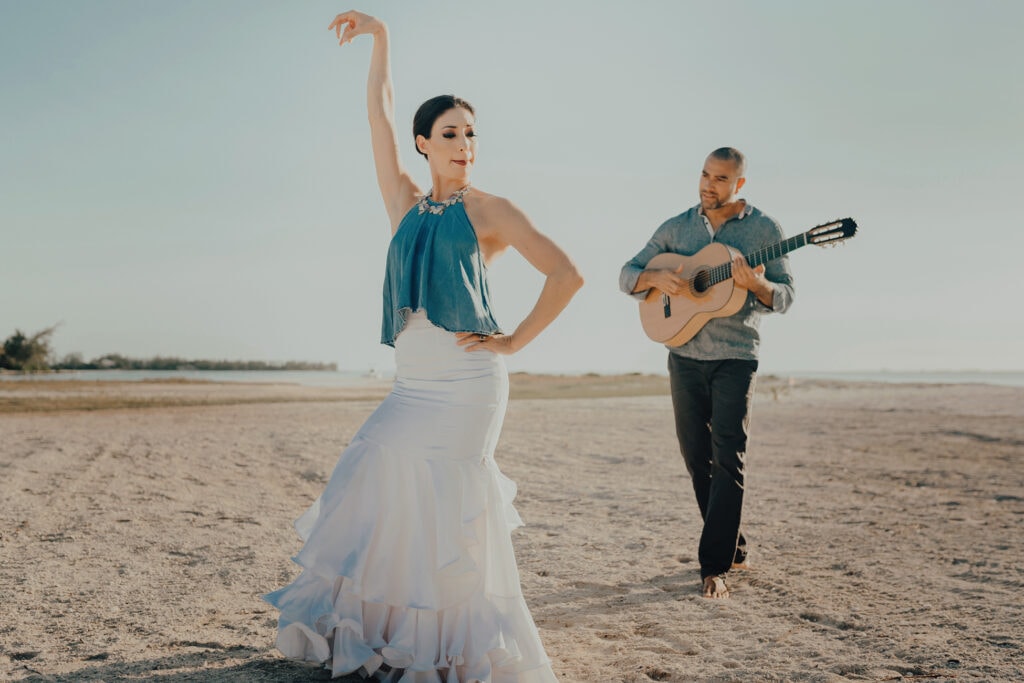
417, 185, 471, 215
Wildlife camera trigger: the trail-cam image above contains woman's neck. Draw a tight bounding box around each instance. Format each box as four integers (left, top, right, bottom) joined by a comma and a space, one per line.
430, 177, 471, 201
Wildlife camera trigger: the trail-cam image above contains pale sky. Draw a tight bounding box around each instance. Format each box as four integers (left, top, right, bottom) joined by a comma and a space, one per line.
3, 1, 1022, 375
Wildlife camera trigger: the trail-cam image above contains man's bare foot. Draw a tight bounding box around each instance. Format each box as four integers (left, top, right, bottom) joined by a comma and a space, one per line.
702, 575, 729, 599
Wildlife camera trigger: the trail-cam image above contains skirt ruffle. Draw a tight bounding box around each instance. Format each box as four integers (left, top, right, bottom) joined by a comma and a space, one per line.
264, 312, 555, 682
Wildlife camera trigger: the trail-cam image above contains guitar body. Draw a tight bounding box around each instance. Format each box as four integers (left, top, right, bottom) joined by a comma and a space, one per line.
640, 245, 750, 346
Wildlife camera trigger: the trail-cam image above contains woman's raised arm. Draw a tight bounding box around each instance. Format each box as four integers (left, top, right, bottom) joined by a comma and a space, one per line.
329, 11, 420, 230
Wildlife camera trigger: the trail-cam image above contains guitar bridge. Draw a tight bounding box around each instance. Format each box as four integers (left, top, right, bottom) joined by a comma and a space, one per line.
662, 293, 671, 319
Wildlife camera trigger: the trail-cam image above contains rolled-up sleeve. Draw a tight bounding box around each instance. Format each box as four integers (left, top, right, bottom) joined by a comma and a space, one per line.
620, 222, 672, 300
757, 224, 795, 314
759, 270, 795, 314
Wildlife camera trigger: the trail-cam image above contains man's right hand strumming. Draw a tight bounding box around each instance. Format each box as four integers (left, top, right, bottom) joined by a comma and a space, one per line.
635, 264, 687, 297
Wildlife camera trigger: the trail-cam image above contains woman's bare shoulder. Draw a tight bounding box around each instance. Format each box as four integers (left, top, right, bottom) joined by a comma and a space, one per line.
465, 189, 526, 226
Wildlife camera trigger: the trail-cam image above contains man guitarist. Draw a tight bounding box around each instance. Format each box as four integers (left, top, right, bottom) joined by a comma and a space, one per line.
619, 147, 795, 598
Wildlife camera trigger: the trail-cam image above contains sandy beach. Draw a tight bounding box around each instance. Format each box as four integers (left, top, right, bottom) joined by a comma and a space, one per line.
1, 374, 1021, 682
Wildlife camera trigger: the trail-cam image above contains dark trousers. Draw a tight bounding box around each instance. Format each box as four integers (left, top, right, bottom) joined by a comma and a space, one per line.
668, 354, 758, 579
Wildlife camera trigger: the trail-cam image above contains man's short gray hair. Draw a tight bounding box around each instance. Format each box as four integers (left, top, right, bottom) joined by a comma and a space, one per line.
708, 147, 746, 176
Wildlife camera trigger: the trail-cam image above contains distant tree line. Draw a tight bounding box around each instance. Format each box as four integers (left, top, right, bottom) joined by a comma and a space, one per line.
51, 354, 338, 372
1, 326, 336, 373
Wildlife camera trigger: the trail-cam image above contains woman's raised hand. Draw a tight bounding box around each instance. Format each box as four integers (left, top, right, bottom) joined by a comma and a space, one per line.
328, 11, 384, 46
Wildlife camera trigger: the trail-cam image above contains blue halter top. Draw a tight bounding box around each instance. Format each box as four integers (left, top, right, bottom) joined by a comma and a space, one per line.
380, 194, 501, 346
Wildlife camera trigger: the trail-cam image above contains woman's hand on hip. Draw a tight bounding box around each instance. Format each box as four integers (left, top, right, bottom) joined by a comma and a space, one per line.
328, 10, 384, 45
456, 332, 517, 355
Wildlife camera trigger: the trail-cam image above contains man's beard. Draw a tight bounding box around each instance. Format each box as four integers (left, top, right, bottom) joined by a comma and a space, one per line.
701, 195, 722, 210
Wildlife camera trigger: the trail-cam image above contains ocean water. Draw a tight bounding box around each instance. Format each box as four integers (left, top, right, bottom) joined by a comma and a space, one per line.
0, 368, 391, 387
2, 368, 1022, 388
778, 370, 1024, 388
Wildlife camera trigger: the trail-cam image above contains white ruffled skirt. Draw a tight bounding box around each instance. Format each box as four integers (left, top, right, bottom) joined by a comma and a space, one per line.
264, 313, 556, 682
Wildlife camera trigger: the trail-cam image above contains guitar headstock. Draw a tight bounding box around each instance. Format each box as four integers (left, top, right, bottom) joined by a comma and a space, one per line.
807, 218, 857, 247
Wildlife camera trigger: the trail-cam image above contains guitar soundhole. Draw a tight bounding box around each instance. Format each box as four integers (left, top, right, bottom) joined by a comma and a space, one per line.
693, 269, 710, 294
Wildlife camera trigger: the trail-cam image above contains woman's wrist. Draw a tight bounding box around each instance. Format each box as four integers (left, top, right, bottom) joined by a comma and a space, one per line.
497, 332, 520, 354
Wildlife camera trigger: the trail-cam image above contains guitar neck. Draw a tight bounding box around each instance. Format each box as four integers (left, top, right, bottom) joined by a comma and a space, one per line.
708, 233, 807, 287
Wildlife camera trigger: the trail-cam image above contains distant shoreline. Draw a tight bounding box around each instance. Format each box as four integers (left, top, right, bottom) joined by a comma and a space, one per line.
3, 372, 1023, 415
1, 367, 1022, 389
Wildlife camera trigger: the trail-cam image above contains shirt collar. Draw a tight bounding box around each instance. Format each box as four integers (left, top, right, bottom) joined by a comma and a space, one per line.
698, 200, 751, 239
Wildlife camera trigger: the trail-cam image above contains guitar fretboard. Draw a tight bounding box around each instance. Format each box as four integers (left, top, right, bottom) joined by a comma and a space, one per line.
701, 233, 808, 289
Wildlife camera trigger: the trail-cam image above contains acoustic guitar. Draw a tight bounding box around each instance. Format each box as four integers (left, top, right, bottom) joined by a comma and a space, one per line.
639, 217, 857, 346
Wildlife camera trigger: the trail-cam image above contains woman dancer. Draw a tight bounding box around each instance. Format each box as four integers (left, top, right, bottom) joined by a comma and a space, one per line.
264, 10, 583, 682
